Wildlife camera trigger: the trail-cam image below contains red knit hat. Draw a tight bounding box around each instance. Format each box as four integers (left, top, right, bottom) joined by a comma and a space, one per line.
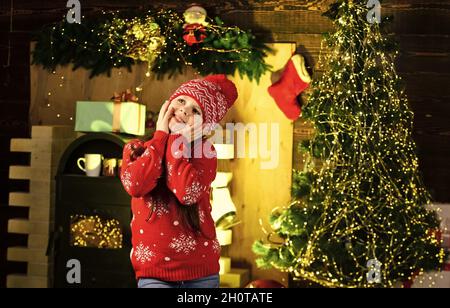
169, 74, 237, 131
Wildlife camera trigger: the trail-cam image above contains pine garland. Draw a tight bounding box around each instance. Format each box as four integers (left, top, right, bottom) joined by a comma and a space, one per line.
32, 9, 272, 81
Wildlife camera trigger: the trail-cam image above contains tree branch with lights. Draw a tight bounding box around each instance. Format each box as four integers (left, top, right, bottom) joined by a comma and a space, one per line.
32, 5, 271, 81
253, 0, 447, 288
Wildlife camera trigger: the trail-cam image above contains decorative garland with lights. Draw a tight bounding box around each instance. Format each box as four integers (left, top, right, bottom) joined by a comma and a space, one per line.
32, 7, 271, 81
253, 0, 446, 288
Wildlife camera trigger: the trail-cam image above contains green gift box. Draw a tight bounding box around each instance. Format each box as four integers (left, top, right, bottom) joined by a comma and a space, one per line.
75, 101, 146, 136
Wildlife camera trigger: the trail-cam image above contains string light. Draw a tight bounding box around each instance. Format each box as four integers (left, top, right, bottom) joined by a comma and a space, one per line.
43, 68, 73, 120
70, 214, 123, 249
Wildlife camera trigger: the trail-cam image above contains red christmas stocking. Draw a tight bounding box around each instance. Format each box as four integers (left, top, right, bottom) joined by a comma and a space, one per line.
268, 54, 311, 120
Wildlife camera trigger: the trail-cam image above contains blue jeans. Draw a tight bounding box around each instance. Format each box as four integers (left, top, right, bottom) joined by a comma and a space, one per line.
138, 274, 220, 288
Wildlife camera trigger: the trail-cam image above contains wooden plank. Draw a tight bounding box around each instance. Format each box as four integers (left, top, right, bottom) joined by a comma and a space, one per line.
397, 34, 450, 54
396, 54, 450, 74
28, 234, 50, 249
420, 166, 450, 202
7, 247, 48, 263
29, 168, 54, 181
30, 180, 54, 195
8, 219, 51, 235
410, 99, 450, 135
10, 138, 32, 153
29, 151, 53, 168
31, 125, 78, 139
28, 207, 51, 222
222, 10, 333, 34
8, 166, 31, 180
9, 191, 51, 208
27, 263, 49, 277
7, 219, 29, 234
8, 192, 32, 207
1, 0, 446, 14
414, 133, 450, 155
6, 274, 48, 288
402, 73, 450, 101
384, 7, 450, 35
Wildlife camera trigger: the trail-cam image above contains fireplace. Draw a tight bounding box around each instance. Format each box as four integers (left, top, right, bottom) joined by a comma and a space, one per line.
51, 132, 135, 287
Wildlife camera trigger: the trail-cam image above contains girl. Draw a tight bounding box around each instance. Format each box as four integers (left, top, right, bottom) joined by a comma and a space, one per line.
120, 74, 237, 288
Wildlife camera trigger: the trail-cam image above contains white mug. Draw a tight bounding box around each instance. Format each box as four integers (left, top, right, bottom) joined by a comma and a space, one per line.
77, 154, 103, 177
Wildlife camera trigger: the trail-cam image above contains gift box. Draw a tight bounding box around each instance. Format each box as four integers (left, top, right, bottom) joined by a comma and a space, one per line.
75, 101, 146, 136
219, 268, 250, 288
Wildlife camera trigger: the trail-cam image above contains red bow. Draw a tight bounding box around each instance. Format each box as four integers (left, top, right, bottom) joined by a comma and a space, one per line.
111, 89, 139, 103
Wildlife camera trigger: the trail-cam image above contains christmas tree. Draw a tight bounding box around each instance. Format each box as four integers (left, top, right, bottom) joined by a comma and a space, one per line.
253, 0, 446, 288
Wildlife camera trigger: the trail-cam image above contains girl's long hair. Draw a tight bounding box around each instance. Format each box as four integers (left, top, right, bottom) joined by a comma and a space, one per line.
145, 194, 201, 233
177, 202, 201, 233
176, 135, 209, 234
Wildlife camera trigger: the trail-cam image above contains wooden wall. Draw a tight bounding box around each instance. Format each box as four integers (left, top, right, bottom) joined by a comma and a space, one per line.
1, 0, 449, 287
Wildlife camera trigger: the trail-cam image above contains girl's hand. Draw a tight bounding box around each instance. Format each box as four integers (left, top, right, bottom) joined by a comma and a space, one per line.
124, 140, 145, 162
130, 143, 146, 161
156, 100, 175, 134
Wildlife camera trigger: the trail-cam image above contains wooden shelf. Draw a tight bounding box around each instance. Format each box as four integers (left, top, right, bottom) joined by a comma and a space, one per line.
60, 174, 121, 180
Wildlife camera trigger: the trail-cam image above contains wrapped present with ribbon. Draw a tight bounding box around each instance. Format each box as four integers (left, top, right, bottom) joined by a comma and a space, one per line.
75, 89, 146, 136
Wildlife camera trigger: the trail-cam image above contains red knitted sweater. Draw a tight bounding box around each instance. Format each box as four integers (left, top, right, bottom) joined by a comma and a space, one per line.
120, 130, 220, 281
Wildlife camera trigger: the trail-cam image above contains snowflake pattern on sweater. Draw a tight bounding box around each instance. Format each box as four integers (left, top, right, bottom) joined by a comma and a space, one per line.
121, 170, 133, 191
141, 146, 154, 158
182, 181, 204, 205
199, 209, 205, 224
169, 233, 197, 255
144, 196, 169, 218
134, 242, 155, 264
166, 161, 173, 177
212, 238, 221, 254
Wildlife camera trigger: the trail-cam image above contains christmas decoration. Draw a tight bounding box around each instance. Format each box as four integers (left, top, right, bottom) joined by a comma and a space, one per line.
253, 0, 447, 288
183, 4, 209, 26
268, 54, 311, 120
182, 4, 208, 46
32, 8, 271, 82
183, 23, 207, 46
70, 214, 123, 249
75, 98, 146, 135
245, 279, 285, 288
111, 88, 139, 103
107, 15, 166, 76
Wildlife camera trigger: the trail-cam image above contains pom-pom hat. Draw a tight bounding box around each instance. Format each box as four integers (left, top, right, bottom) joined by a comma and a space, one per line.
169, 74, 238, 132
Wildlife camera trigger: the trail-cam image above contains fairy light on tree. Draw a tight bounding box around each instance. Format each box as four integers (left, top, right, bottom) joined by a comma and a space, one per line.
253, 0, 446, 288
